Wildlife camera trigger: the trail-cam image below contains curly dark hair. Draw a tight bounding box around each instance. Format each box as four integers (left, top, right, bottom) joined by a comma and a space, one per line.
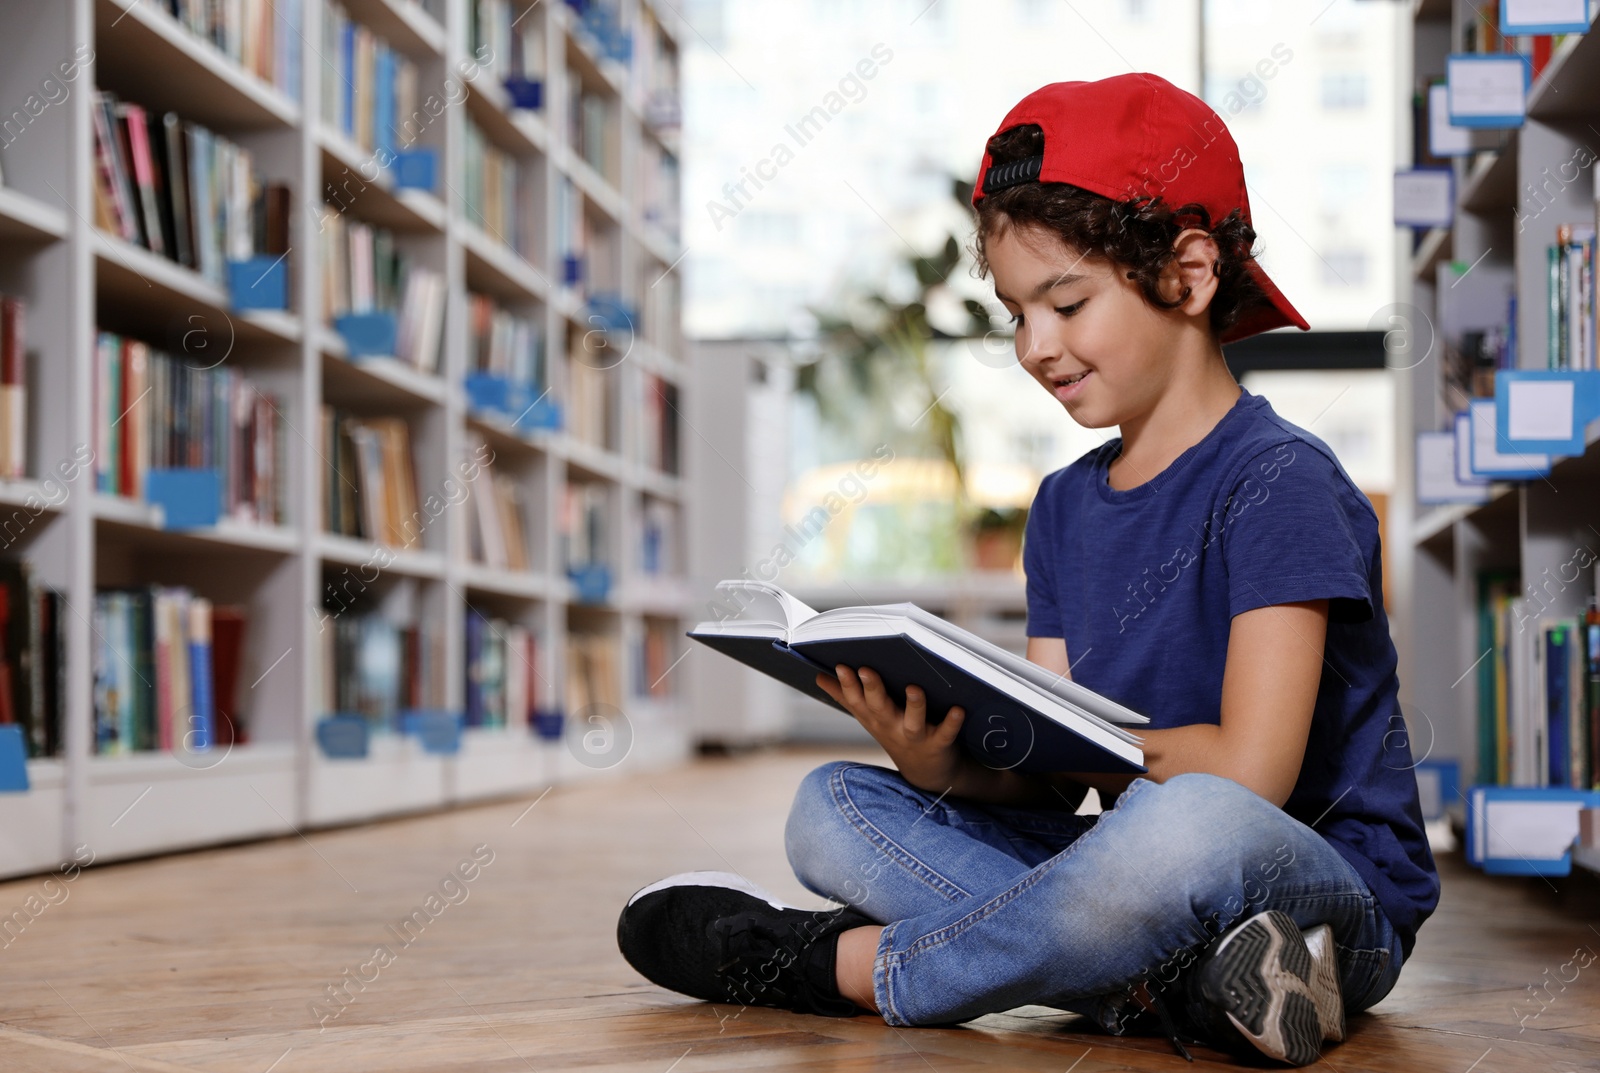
970, 123, 1272, 340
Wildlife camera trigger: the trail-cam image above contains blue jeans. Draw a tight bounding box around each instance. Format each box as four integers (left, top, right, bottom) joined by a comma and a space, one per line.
784, 761, 1404, 1032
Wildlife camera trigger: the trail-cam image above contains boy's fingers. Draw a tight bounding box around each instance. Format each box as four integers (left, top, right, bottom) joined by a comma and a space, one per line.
814, 672, 844, 705
934, 706, 966, 745
903, 684, 926, 734
858, 667, 889, 713
835, 665, 864, 708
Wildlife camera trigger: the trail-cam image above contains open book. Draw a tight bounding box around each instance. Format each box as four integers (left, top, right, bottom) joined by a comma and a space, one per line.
688, 580, 1146, 774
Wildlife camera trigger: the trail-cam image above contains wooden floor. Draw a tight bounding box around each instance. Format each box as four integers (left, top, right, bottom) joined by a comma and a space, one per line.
2, 747, 1598, 1073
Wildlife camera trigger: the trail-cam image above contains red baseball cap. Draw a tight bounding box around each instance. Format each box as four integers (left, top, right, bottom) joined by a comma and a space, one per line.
972, 73, 1309, 344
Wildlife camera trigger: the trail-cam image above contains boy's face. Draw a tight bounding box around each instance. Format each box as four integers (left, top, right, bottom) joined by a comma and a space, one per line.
988, 222, 1190, 430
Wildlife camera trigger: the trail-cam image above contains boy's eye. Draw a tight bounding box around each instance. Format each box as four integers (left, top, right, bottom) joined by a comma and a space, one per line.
1056, 300, 1087, 317
1007, 313, 1024, 327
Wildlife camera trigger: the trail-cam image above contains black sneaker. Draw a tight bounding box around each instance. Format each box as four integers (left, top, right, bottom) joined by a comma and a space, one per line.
1193, 910, 1345, 1066
617, 870, 874, 1016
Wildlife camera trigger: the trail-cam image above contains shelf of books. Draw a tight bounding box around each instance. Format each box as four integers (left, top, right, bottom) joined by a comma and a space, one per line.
1400, 1, 1600, 879
0, 0, 687, 879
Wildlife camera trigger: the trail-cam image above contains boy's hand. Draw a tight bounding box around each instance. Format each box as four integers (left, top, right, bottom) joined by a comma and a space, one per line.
816, 665, 967, 794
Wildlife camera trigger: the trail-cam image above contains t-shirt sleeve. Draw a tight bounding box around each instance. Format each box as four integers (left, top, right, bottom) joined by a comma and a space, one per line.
1023, 472, 1063, 637
1220, 442, 1375, 623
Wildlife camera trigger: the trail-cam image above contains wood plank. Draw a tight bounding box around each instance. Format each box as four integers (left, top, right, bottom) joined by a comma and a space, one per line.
0, 748, 1595, 1072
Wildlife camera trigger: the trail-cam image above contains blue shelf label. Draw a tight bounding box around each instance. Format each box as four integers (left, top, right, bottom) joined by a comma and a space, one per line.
401, 709, 463, 755
1500, 0, 1591, 34
335, 312, 399, 358
394, 148, 439, 193
0, 725, 28, 792
1494, 370, 1600, 457
1446, 53, 1530, 130
567, 563, 612, 604
228, 255, 289, 312
533, 708, 564, 742
147, 468, 222, 529
514, 397, 562, 432
504, 78, 542, 110
316, 714, 371, 759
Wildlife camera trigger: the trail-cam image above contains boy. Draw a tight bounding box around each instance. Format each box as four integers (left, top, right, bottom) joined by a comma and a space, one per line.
617, 73, 1439, 1067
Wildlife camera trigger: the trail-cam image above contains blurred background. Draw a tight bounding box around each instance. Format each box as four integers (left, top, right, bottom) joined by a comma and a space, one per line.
682, 0, 1406, 745
10, 0, 1589, 880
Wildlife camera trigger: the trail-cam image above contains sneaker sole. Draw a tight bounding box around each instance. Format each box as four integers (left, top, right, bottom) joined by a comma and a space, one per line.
1199, 911, 1344, 1066
626, 870, 795, 911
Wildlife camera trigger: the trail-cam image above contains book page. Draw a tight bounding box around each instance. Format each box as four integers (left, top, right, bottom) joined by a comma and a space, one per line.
689, 580, 821, 637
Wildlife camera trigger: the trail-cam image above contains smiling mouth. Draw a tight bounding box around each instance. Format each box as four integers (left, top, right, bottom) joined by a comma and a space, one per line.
1052, 371, 1090, 387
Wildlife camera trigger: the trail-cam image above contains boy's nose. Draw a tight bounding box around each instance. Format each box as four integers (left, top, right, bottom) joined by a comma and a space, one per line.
1017, 323, 1063, 368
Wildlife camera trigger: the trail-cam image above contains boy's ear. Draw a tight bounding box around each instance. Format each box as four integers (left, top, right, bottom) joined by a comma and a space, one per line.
1163, 228, 1221, 318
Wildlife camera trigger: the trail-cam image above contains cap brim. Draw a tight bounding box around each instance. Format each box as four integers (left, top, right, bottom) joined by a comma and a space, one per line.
1222, 259, 1310, 344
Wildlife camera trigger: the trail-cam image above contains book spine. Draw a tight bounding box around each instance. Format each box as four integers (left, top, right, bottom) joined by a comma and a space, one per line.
1548, 624, 1570, 787
104, 95, 144, 246
0, 583, 15, 731
42, 590, 61, 758
154, 589, 173, 752
122, 104, 167, 259
0, 294, 26, 480
92, 594, 113, 754
163, 112, 194, 270
188, 597, 214, 751
1549, 243, 1562, 370
114, 593, 135, 753
135, 589, 157, 751
1588, 609, 1600, 789
90, 97, 129, 239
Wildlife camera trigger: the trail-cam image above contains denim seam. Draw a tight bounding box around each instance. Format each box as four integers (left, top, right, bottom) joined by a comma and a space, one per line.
881, 775, 1164, 968
982, 806, 1094, 842
1260, 890, 1373, 910
830, 765, 972, 904
876, 920, 903, 1025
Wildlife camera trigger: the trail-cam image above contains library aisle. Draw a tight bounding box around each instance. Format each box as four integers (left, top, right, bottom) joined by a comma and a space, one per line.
0, 747, 1593, 1072
3, 0, 1600, 1068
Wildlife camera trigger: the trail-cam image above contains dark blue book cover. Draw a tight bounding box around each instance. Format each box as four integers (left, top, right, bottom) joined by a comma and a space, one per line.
689, 581, 1145, 775
464, 611, 484, 728
790, 634, 1144, 775
688, 629, 1144, 775
1547, 623, 1570, 787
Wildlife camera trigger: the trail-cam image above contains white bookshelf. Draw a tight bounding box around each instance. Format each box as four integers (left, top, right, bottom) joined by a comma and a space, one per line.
1397, 4, 1599, 866
0, 0, 690, 878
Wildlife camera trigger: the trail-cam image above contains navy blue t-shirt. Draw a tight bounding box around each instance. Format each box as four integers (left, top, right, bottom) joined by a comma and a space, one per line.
1024, 386, 1439, 959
